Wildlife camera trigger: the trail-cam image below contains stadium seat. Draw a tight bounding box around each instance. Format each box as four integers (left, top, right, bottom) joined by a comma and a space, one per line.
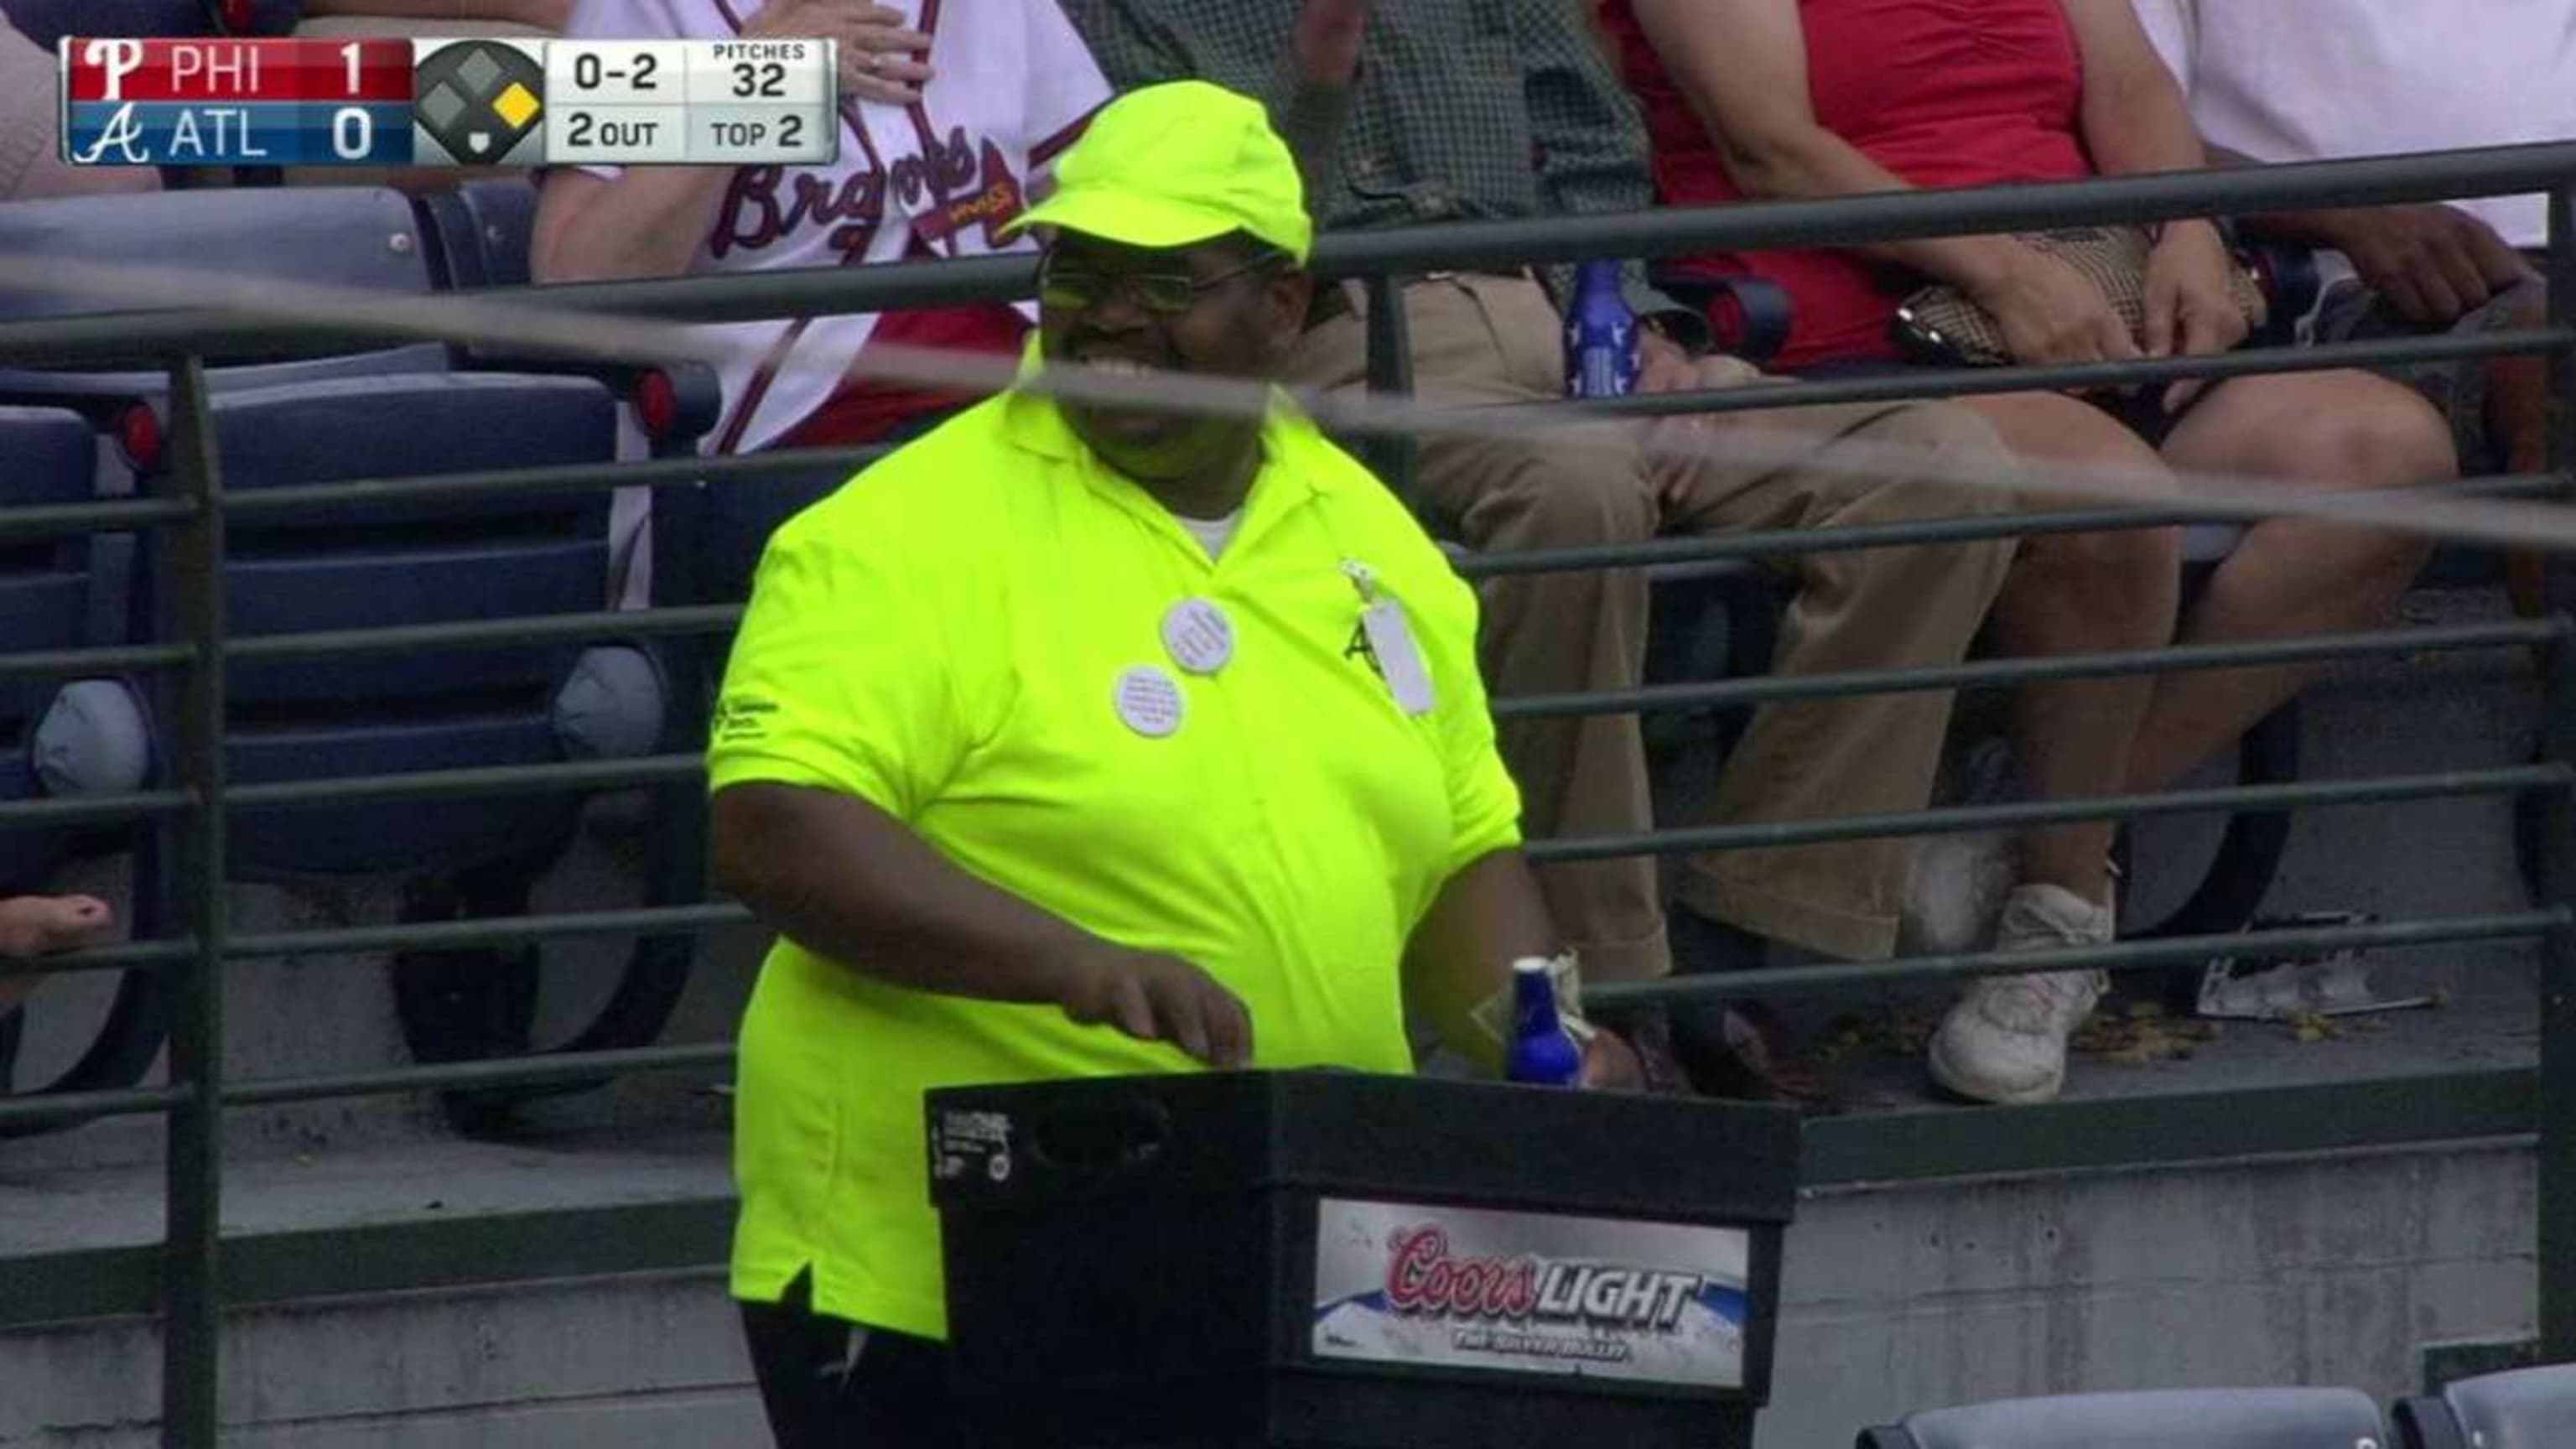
0, 186, 701, 1125
413, 178, 541, 292
2394, 1362, 2576, 1449
3, 0, 299, 51
0, 405, 168, 1120
1858, 1386, 2389, 1449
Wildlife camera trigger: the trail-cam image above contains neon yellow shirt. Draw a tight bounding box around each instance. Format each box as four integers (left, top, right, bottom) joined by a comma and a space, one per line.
706, 387, 1522, 1337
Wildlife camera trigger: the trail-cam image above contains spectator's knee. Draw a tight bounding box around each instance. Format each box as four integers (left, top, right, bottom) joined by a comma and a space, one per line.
1852, 402, 2022, 522
1481, 438, 1660, 550
2319, 391, 2459, 489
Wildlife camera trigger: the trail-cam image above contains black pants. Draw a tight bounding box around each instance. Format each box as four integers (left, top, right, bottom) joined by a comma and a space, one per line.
740, 1271, 963, 1449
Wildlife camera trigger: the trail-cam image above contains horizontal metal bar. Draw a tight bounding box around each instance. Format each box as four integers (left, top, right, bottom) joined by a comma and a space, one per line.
0, 788, 190, 828
225, 901, 750, 959
228, 444, 887, 516
0, 641, 192, 681
1497, 617, 2564, 720
1803, 1068, 2539, 1187
1555, 329, 2576, 422
226, 604, 742, 662
1455, 474, 2569, 579
0, 1083, 188, 1130
1312, 143, 2576, 279
0, 937, 196, 981
1589, 909, 2564, 1010
1529, 762, 2574, 864
226, 753, 705, 811
0, 496, 195, 541
223, 1041, 735, 1107
4, 146, 2569, 368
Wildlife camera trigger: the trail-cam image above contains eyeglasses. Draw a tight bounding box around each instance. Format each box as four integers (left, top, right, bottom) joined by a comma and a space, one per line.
1037, 250, 1285, 315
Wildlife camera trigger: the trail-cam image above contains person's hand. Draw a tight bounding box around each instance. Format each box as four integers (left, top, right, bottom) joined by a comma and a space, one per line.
1062, 943, 1254, 1068
2324, 203, 2535, 327
1577, 1028, 1644, 1092
0, 896, 112, 958
745, 0, 935, 106
2142, 219, 2257, 413
1971, 242, 2139, 373
1291, 0, 1372, 86
1636, 327, 1699, 395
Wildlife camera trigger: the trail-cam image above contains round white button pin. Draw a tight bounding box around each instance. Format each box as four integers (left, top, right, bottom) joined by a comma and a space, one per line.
1114, 665, 1185, 739
1160, 597, 1236, 676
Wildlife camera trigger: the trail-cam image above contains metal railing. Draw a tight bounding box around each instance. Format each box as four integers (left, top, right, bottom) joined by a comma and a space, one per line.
0, 141, 2572, 1445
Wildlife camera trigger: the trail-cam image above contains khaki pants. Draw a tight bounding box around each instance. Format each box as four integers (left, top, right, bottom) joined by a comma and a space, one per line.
1285, 275, 2018, 978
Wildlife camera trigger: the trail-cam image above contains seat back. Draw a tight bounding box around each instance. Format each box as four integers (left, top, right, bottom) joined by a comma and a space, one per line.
2397, 1363, 2576, 1449
0, 186, 431, 329
1867, 1387, 2389, 1449
0, 407, 119, 887
151, 370, 625, 875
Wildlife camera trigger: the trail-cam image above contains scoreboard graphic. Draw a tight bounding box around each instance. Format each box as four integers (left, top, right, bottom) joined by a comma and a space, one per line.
60, 36, 839, 169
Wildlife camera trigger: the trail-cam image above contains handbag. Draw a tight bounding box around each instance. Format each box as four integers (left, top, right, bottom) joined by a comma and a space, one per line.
1892, 225, 2267, 366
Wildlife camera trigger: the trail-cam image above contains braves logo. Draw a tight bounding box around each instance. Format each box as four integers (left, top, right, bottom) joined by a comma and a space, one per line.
711, 125, 1030, 264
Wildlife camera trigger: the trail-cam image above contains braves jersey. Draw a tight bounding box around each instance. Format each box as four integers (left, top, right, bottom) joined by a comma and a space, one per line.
563, 0, 1109, 453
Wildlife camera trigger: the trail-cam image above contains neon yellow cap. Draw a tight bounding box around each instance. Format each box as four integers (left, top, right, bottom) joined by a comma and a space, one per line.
1005, 80, 1313, 263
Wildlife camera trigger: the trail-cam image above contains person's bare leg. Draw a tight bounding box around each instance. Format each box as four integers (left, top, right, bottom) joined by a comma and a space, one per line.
1955, 392, 2179, 904
2124, 371, 2453, 795
0, 895, 113, 1016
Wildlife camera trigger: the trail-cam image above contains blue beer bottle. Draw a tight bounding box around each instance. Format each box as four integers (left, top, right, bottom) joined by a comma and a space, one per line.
1564, 258, 1640, 399
1504, 958, 1584, 1087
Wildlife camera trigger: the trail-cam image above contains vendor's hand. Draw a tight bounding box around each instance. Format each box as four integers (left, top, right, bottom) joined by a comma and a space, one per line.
1578, 1028, 1644, 1092
1637, 327, 1699, 395
1062, 943, 1254, 1069
1972, 242, 2138, 373
2142, 219, 2257, 413
2325, 202, 2535, 327
747, 0, 935, 106
1291, 0, 1373, 86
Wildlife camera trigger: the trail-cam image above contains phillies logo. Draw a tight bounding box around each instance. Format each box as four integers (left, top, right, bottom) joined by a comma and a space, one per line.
1383, 1224, 1706, 1331
710, 127, 1029, 263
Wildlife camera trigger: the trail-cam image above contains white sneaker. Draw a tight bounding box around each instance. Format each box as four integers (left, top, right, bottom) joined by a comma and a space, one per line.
1926, 884, 2113, 1105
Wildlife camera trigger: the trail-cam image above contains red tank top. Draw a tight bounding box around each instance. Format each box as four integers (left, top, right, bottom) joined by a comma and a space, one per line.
1597, 0, 2094, 367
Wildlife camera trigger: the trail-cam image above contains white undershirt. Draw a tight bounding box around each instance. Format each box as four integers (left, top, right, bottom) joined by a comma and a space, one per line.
1176, 508, 1246, 561
2134, 0, 2576, 250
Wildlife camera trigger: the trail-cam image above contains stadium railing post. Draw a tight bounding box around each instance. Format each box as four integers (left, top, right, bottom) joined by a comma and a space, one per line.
2538, 177, 2576, 1367
159, 352, 228, 1448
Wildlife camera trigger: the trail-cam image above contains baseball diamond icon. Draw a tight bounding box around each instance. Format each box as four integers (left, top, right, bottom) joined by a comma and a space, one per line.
413, 40, 546, 167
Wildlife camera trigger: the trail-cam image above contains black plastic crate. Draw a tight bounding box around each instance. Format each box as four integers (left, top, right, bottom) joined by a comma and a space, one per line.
929, 1071, 1800, 1448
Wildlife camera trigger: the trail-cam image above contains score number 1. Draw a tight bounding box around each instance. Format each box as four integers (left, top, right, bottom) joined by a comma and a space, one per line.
332, 41, 377, 159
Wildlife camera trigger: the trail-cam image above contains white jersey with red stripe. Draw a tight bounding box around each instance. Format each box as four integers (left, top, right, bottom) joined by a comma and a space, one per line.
562, 0, 1108, 453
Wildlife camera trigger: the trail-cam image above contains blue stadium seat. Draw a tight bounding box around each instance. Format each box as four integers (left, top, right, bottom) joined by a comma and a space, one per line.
0, 185, 697, 1126
3, 0, 297, 50
414, 179, 541, 291
0, 405, 167, 1119
2395, 1363, 2576, 1449
1858, 1386, 2389, 1449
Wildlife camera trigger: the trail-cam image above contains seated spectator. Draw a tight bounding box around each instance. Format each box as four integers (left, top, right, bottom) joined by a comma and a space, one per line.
0, 895, 114, 1021
533, 0, 1106, 455
2135, 0, 2568, 606
1603, 0, 2458, 1101
294, 0, 572, 38
0, 11, 160, 201
1066, 0, 2184, 1108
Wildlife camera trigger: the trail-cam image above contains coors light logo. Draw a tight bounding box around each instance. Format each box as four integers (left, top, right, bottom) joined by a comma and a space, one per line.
1383, 1224, 1707, 1332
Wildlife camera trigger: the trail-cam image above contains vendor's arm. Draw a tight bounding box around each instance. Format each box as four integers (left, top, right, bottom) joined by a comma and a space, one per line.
1400, 565, 1642, 1089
